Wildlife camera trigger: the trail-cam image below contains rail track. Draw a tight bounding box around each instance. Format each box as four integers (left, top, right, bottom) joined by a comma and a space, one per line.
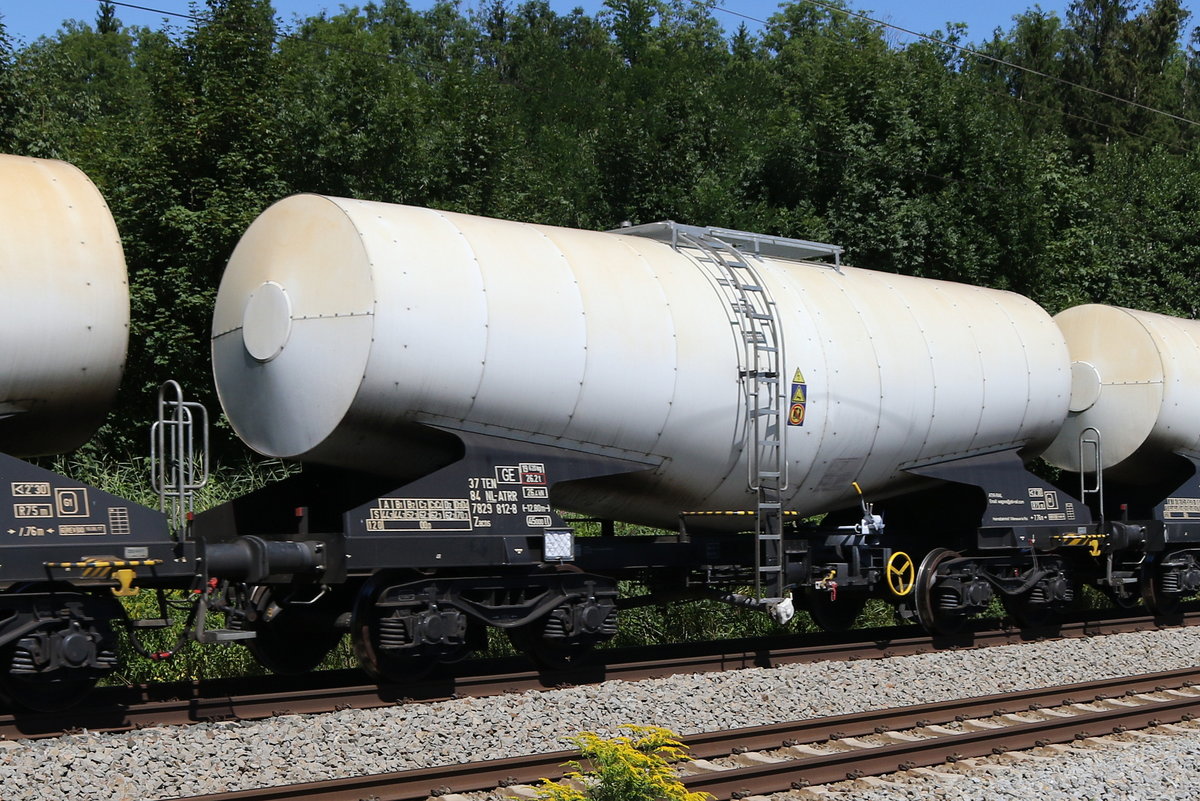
2, 606, 1195, 741
165, 666, 1200, 801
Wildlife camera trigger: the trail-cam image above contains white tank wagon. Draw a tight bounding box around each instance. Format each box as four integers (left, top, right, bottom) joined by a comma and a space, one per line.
211, 195, 1071, 529
0, 155, 130, 456
197, 201, 1200, 675
1044, 303, 1200, 484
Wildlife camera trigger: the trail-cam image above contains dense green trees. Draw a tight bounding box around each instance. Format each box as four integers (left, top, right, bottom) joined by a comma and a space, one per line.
4, 0, 1199, 455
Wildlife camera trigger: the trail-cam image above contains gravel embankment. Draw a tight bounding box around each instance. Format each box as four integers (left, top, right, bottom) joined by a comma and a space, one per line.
3, 626, 1200, 801
784, 723, 1200, 801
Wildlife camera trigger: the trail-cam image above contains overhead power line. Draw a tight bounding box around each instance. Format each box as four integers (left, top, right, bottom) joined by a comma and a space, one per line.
103, 0, 192, 23
84, 0, 1200, 165
713, 0, 1200, 130
103, 0, 1200, 133
103, 0, 440, 69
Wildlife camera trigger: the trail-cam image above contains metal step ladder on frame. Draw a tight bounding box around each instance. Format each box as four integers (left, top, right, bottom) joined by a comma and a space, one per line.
611, 221, 842, 600
150, 381, 252, 644
150, 380, 209, 537
1078, 426, 1143, 595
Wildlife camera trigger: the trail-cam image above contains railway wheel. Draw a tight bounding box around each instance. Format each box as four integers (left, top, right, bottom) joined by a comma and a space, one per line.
237, 585, 346, 675
1142, 573, 1182, 618
1001, 592, 1054, 629
351, 572, 477, 683
0, 654, 99, 713
914, 548, 969, 636
506, 618, 594, 670
1101, 585, 1141, 610
1141, 551, 1198, 619
1002, 570, 1073, 630
0, 587, 121, 712
804, 589, 867, 632
507, 593, 618, 671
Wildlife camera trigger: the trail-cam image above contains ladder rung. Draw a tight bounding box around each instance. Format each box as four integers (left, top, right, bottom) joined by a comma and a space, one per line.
759, 502, 782, 510
754, 345, 778, 353
747, 312, 772, 320
752, 408, 779, 417
758, 471, 782, 479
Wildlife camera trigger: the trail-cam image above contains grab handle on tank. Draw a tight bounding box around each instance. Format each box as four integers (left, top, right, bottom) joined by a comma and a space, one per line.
1079, 427, 1104, 525
150, 380, 209, 538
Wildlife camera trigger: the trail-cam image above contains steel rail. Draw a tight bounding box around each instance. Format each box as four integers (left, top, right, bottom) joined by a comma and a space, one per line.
2, 608, 1195, 740
682, 685, 1200, 797
165, 667, 1200, 801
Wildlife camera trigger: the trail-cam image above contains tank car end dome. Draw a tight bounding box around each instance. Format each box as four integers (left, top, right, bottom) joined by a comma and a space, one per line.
1043, 303, 1200, 482
211, 194, 377, 464
0, 154, 130, 457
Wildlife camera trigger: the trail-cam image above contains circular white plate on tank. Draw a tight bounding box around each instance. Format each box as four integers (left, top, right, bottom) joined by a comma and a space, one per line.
242, 281, 293, 362
1068, 360, 1102, 413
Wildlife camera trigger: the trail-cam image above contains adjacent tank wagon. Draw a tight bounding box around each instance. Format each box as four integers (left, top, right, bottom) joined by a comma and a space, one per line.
0, 154, 129, 457
0, 157, 198, 709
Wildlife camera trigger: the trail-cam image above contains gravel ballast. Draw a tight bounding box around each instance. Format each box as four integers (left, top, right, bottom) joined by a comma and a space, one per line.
4, 626, 1200, 800
790, 724, 1200, 801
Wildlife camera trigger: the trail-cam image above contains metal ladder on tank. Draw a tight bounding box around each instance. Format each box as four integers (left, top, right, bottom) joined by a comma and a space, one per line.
679, 232, 788, 599
610, 221, 842, 605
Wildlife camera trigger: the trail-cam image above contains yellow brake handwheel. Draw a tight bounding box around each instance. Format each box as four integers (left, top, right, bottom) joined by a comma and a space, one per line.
886, 551, 916, 597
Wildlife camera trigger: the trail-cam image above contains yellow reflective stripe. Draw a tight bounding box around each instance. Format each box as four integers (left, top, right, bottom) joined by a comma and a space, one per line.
44, 559, 163, 568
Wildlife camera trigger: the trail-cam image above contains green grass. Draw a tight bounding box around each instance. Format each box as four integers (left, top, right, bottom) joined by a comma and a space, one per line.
49, 449, 298, 512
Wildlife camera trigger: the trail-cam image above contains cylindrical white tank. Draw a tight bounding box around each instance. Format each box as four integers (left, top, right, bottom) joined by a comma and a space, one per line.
0, 155, 129, 456
212, 196, 1070, 528
1043, 304, 1200, 482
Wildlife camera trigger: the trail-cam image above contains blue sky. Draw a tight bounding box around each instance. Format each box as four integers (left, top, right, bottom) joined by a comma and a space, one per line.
2, 0, 1196, 47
